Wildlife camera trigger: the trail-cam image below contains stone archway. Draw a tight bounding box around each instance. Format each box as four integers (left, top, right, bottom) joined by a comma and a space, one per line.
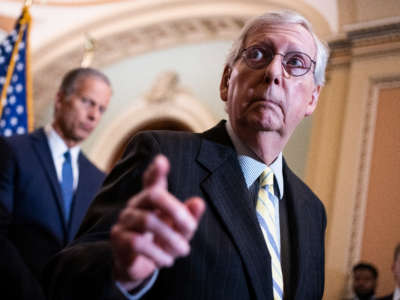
31, 0, 332, 125
89, 70, 218, 171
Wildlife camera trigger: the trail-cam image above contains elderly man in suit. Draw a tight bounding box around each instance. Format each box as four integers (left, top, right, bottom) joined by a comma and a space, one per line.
45, 10, 328, 300
378, 243, 400, 300
0, 67, 111, 299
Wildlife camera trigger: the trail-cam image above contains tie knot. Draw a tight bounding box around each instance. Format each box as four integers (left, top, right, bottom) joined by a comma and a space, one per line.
259, 167, 274, 188
64, 151, 71, 161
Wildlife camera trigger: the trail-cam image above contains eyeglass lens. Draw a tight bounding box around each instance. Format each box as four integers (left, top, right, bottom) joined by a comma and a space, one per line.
243, 46, 314, 76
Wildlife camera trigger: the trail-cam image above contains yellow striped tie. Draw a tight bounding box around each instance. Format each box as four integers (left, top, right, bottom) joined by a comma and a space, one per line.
256, 168, 284, 299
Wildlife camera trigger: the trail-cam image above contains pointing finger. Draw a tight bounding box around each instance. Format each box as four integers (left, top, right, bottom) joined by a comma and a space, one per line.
143, 155, 170, 189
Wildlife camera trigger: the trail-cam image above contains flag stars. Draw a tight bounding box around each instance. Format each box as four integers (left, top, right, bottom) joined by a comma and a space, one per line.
3, 39, 10, 47
4, 129, 12, 137
11, 32, 18, 42
0, 14, 30, 137
16, 127, 25, 134
15, 84, 23, 93
7, 85, 13, 94
5, 45, 12, 53
16, 62, 24, 71
16, 105, 24, 114
9, 95, 16, 105
10, 117, 18, 126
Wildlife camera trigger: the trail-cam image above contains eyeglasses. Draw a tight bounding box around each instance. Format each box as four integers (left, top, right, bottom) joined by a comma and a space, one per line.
241, 45, 316, 77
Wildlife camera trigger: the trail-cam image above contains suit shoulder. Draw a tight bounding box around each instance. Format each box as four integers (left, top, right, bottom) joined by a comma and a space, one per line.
0, 132, 31, 148
0, 133, 36, 162
129, 130, 201, 153
79, 153, 105, 178
137, 129, 199, 143
376, 294, 393, 300
283, 162, 325, 209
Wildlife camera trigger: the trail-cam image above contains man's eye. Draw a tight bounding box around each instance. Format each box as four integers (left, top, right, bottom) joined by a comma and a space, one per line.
248, 48, 264, 61
81, 98, 90, 104
285, 55, 306, 68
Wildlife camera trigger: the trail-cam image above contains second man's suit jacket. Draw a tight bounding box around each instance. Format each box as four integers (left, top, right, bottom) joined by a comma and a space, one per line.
45, 121, 327, 300
0, 128, 105, 299
377, 294, 395, 300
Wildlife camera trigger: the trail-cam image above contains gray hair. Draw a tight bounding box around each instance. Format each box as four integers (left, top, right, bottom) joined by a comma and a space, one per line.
225, 10, 329, 86
59, 67, 111, 97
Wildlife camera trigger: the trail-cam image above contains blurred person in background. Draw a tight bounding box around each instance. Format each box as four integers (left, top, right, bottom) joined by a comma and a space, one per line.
0, 67, 112, 299
353, 262, 379, 300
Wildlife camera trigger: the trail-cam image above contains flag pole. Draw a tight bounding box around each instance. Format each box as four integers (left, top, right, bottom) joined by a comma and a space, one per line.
24, 0, 34, 131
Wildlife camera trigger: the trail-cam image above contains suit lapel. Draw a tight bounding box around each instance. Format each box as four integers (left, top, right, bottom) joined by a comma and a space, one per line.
68, 153, 93, 241
283, 163, 312, 296
30, 129, 68, 237
197, 123, 273, 299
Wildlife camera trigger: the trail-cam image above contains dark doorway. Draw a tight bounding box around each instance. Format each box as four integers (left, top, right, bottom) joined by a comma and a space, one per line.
106, 118, 193, 172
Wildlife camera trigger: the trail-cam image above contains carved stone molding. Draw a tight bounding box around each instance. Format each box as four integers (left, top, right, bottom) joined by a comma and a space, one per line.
89, 70, 217, 171
329, 19, 400, 65
32, 14, 246, 125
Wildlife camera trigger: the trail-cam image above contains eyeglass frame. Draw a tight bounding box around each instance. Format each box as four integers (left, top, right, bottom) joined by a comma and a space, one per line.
239, 44, 316, 77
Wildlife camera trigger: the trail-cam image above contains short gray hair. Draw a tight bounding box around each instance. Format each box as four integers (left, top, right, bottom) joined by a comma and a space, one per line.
59, 67, 111, 97
225, 10, 329, 86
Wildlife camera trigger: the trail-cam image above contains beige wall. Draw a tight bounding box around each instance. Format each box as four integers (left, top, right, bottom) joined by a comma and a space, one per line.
361, 87, 400, 297
308, 18, 400, 299
338, 0, 400, 26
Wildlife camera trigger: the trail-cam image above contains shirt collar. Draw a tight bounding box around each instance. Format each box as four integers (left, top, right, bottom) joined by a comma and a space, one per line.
45, 124, 80, 162
394, 286, 400, 300
225, 121, 284, 199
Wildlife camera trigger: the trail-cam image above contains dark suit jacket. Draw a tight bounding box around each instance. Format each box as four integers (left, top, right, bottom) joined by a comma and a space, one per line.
377, 294, 394, 300
45, 121, 326, 300
0, 128, 105, 299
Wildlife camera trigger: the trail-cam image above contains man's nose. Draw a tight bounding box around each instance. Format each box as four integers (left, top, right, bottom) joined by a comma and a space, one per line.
87, 106, 100, 122
264, 54, 284, 85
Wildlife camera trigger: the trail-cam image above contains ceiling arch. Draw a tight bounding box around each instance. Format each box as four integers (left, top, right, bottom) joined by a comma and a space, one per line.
32, 0, 332, 124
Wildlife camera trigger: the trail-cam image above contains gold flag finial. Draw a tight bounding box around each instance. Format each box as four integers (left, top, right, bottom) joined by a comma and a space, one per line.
81, 33, 96, 68
24, 0, 33, 7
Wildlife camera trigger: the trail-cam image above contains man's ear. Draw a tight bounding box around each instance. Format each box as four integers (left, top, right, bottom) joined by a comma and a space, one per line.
305, 85, 321, 116
54, 90, 65, 112
219, 66, 231, 102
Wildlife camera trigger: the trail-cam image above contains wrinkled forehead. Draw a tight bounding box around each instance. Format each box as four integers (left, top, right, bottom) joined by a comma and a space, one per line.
244, 23, 317, 56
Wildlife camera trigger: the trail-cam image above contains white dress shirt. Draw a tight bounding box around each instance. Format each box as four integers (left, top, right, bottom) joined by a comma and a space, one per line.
44, 124, 80, 189
394, 286, 400, 300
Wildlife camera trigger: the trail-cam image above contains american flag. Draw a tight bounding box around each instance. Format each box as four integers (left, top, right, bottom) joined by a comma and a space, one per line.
0, 5, 33, 137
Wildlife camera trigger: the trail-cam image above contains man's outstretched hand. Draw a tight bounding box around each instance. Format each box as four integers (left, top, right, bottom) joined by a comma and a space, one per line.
111, 155, 205, 291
